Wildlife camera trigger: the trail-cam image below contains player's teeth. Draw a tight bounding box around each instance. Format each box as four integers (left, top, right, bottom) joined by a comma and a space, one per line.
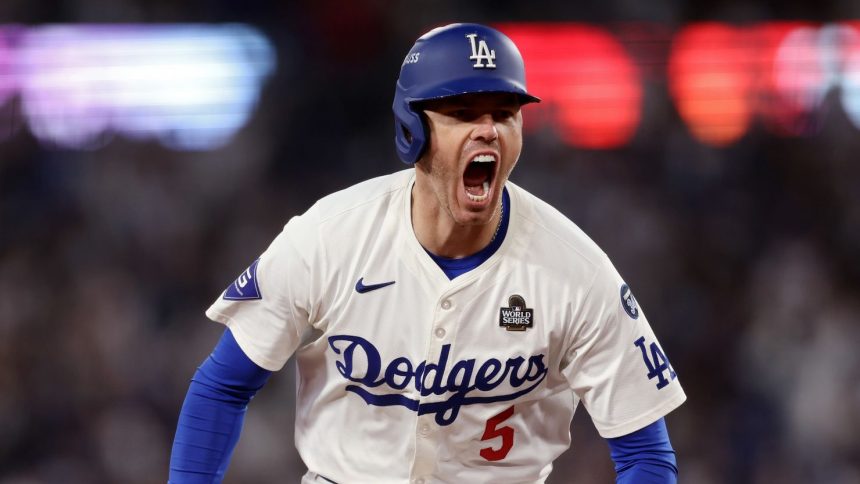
472, 154, 495, 163
467, 181, 490, 202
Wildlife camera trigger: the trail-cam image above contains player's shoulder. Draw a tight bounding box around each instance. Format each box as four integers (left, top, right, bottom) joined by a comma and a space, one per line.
279, 169, 411, 252
304, 169, 412, 223
508, 181, 609, 270
268, 170, 411, 264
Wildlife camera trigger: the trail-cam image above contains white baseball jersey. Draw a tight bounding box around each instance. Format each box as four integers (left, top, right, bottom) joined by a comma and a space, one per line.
206, 169, 686, 484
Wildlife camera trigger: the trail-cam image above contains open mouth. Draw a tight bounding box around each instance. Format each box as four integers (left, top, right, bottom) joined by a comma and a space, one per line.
462, 153, 496, 203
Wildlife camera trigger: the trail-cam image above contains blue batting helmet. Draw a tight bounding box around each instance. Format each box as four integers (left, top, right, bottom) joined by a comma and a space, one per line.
393, 23, 540, 164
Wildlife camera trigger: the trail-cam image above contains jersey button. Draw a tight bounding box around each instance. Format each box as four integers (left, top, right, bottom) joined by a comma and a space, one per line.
419, 423, 431, 435
441, 299, 452, 310
434, 327, 446, 339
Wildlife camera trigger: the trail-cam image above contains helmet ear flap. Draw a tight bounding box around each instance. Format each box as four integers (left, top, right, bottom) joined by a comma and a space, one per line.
393, 89, 429, 164
401, 124, 413, 144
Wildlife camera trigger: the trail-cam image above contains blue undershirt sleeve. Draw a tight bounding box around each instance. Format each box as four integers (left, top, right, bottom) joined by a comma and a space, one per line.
605, 417, 678, 484
168, 329, 273, 484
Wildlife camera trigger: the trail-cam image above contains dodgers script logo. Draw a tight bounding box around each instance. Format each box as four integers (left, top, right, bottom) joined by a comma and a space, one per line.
328, 335, 548, 426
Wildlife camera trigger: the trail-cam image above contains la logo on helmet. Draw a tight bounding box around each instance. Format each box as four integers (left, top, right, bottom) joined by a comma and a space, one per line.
466, 33, 496, 68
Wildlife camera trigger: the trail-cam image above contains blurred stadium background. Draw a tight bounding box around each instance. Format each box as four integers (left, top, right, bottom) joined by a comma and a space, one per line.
1, 1, 859, 483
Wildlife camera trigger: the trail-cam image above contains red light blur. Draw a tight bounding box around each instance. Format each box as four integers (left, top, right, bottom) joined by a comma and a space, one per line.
499, 23, 642, 149
667, 23, 756, 147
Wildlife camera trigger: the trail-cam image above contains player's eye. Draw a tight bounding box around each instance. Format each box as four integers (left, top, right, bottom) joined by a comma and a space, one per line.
449, 109, 469, 119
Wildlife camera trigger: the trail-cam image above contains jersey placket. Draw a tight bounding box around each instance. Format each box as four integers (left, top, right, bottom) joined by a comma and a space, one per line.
409, 289, 462, 483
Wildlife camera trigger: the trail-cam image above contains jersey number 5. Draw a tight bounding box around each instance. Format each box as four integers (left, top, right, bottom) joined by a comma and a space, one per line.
480, 405, 515, 461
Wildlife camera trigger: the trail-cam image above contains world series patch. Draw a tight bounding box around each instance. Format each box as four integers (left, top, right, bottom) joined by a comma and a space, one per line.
499, 295, 533, 331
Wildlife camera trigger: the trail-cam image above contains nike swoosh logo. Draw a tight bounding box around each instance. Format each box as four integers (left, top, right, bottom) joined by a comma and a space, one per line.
355, 277, 395, 294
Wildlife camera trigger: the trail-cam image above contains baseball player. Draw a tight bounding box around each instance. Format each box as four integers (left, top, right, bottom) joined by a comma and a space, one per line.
169, 23, 685, 484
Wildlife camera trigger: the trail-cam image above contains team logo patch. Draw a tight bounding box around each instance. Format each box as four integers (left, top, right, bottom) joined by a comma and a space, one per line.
466, 33, 496, 68
620, 283, 639, 319
223, 258, 262, 300
499, 295, 533, 331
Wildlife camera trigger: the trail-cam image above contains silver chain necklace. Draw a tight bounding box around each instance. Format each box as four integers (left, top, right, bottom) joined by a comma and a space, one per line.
491, 200, 505, 242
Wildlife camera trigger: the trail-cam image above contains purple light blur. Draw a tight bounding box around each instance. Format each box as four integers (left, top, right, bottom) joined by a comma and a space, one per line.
11, 24, 275, 150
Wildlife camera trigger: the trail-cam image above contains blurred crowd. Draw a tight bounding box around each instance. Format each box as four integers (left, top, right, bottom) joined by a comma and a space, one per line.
1, 1, 860, 483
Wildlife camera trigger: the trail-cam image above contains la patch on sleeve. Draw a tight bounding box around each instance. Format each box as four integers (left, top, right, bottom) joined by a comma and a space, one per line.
223, 258, 262, 300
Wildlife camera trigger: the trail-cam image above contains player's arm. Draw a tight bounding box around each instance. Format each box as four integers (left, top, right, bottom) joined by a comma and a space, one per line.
168, 328, 272, 484
560, 254, 685, 482
605, 417, 678, 484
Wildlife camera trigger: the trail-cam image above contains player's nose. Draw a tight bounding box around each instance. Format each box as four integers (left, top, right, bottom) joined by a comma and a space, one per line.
470, 113, 498, 142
